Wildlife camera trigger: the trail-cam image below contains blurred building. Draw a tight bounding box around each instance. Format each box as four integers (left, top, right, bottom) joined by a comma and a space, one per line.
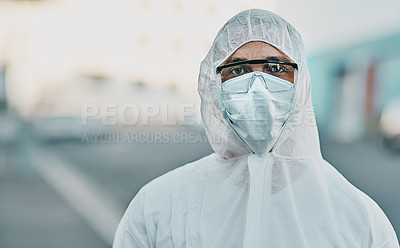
308, 31, 400, 142
0, 0, 268, 122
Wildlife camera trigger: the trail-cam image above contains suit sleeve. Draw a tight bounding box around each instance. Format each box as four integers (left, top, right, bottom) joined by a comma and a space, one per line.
359, 192, 399, 248
113, 189, 152, 248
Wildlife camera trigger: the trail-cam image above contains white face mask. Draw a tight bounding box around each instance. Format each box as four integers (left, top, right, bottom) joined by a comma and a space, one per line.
219, 72, 295, 156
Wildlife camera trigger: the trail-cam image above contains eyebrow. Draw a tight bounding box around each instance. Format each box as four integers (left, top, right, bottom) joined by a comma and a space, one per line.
224, 57, 246, 64
265, 56, 292, 62
224, 55, 292, 65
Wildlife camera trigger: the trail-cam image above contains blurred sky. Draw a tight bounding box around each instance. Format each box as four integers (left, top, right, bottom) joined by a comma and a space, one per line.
0, 0, 400, 118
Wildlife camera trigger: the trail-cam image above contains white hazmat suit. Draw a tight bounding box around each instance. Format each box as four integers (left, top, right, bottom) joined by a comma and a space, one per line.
113, 9, 399, 247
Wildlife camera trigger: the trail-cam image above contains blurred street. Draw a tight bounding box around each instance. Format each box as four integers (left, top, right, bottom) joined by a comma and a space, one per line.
0, 128, 214, 248
1, 129, 399, 248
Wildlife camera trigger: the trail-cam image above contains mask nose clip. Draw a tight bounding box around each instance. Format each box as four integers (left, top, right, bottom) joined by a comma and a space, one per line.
248, 72, 268, 92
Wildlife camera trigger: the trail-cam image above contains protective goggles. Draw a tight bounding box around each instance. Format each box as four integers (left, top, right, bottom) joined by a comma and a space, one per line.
216, 59, 298, 84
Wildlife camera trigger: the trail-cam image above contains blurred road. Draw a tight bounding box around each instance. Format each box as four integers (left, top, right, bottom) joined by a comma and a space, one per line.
1, 130, 399, 247
0, 128, 214, 248
0, 144, 110, 248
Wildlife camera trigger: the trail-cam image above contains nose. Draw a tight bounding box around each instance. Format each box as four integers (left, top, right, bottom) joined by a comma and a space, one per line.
251, 64, 265, 73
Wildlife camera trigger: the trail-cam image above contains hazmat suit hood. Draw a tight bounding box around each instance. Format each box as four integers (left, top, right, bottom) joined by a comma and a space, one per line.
113, 9, 399, 248
199, 9, 321, 159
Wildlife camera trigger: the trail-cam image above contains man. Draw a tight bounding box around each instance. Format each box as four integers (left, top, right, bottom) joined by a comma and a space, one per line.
113, 9, 399, 247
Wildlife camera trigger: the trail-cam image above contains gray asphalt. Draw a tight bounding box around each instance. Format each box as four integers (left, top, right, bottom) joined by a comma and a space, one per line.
0, 145, 109, 248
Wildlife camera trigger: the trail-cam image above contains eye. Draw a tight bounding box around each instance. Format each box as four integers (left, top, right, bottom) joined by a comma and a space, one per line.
229, 67, 248, 76
230, 67, 246, 75
267, 63, 287, 73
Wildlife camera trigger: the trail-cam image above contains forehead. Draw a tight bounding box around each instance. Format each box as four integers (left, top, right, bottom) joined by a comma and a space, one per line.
224, 41, 293, 63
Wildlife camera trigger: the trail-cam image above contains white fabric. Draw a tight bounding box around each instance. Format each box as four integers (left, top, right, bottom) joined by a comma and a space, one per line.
113, 9, 399, 247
